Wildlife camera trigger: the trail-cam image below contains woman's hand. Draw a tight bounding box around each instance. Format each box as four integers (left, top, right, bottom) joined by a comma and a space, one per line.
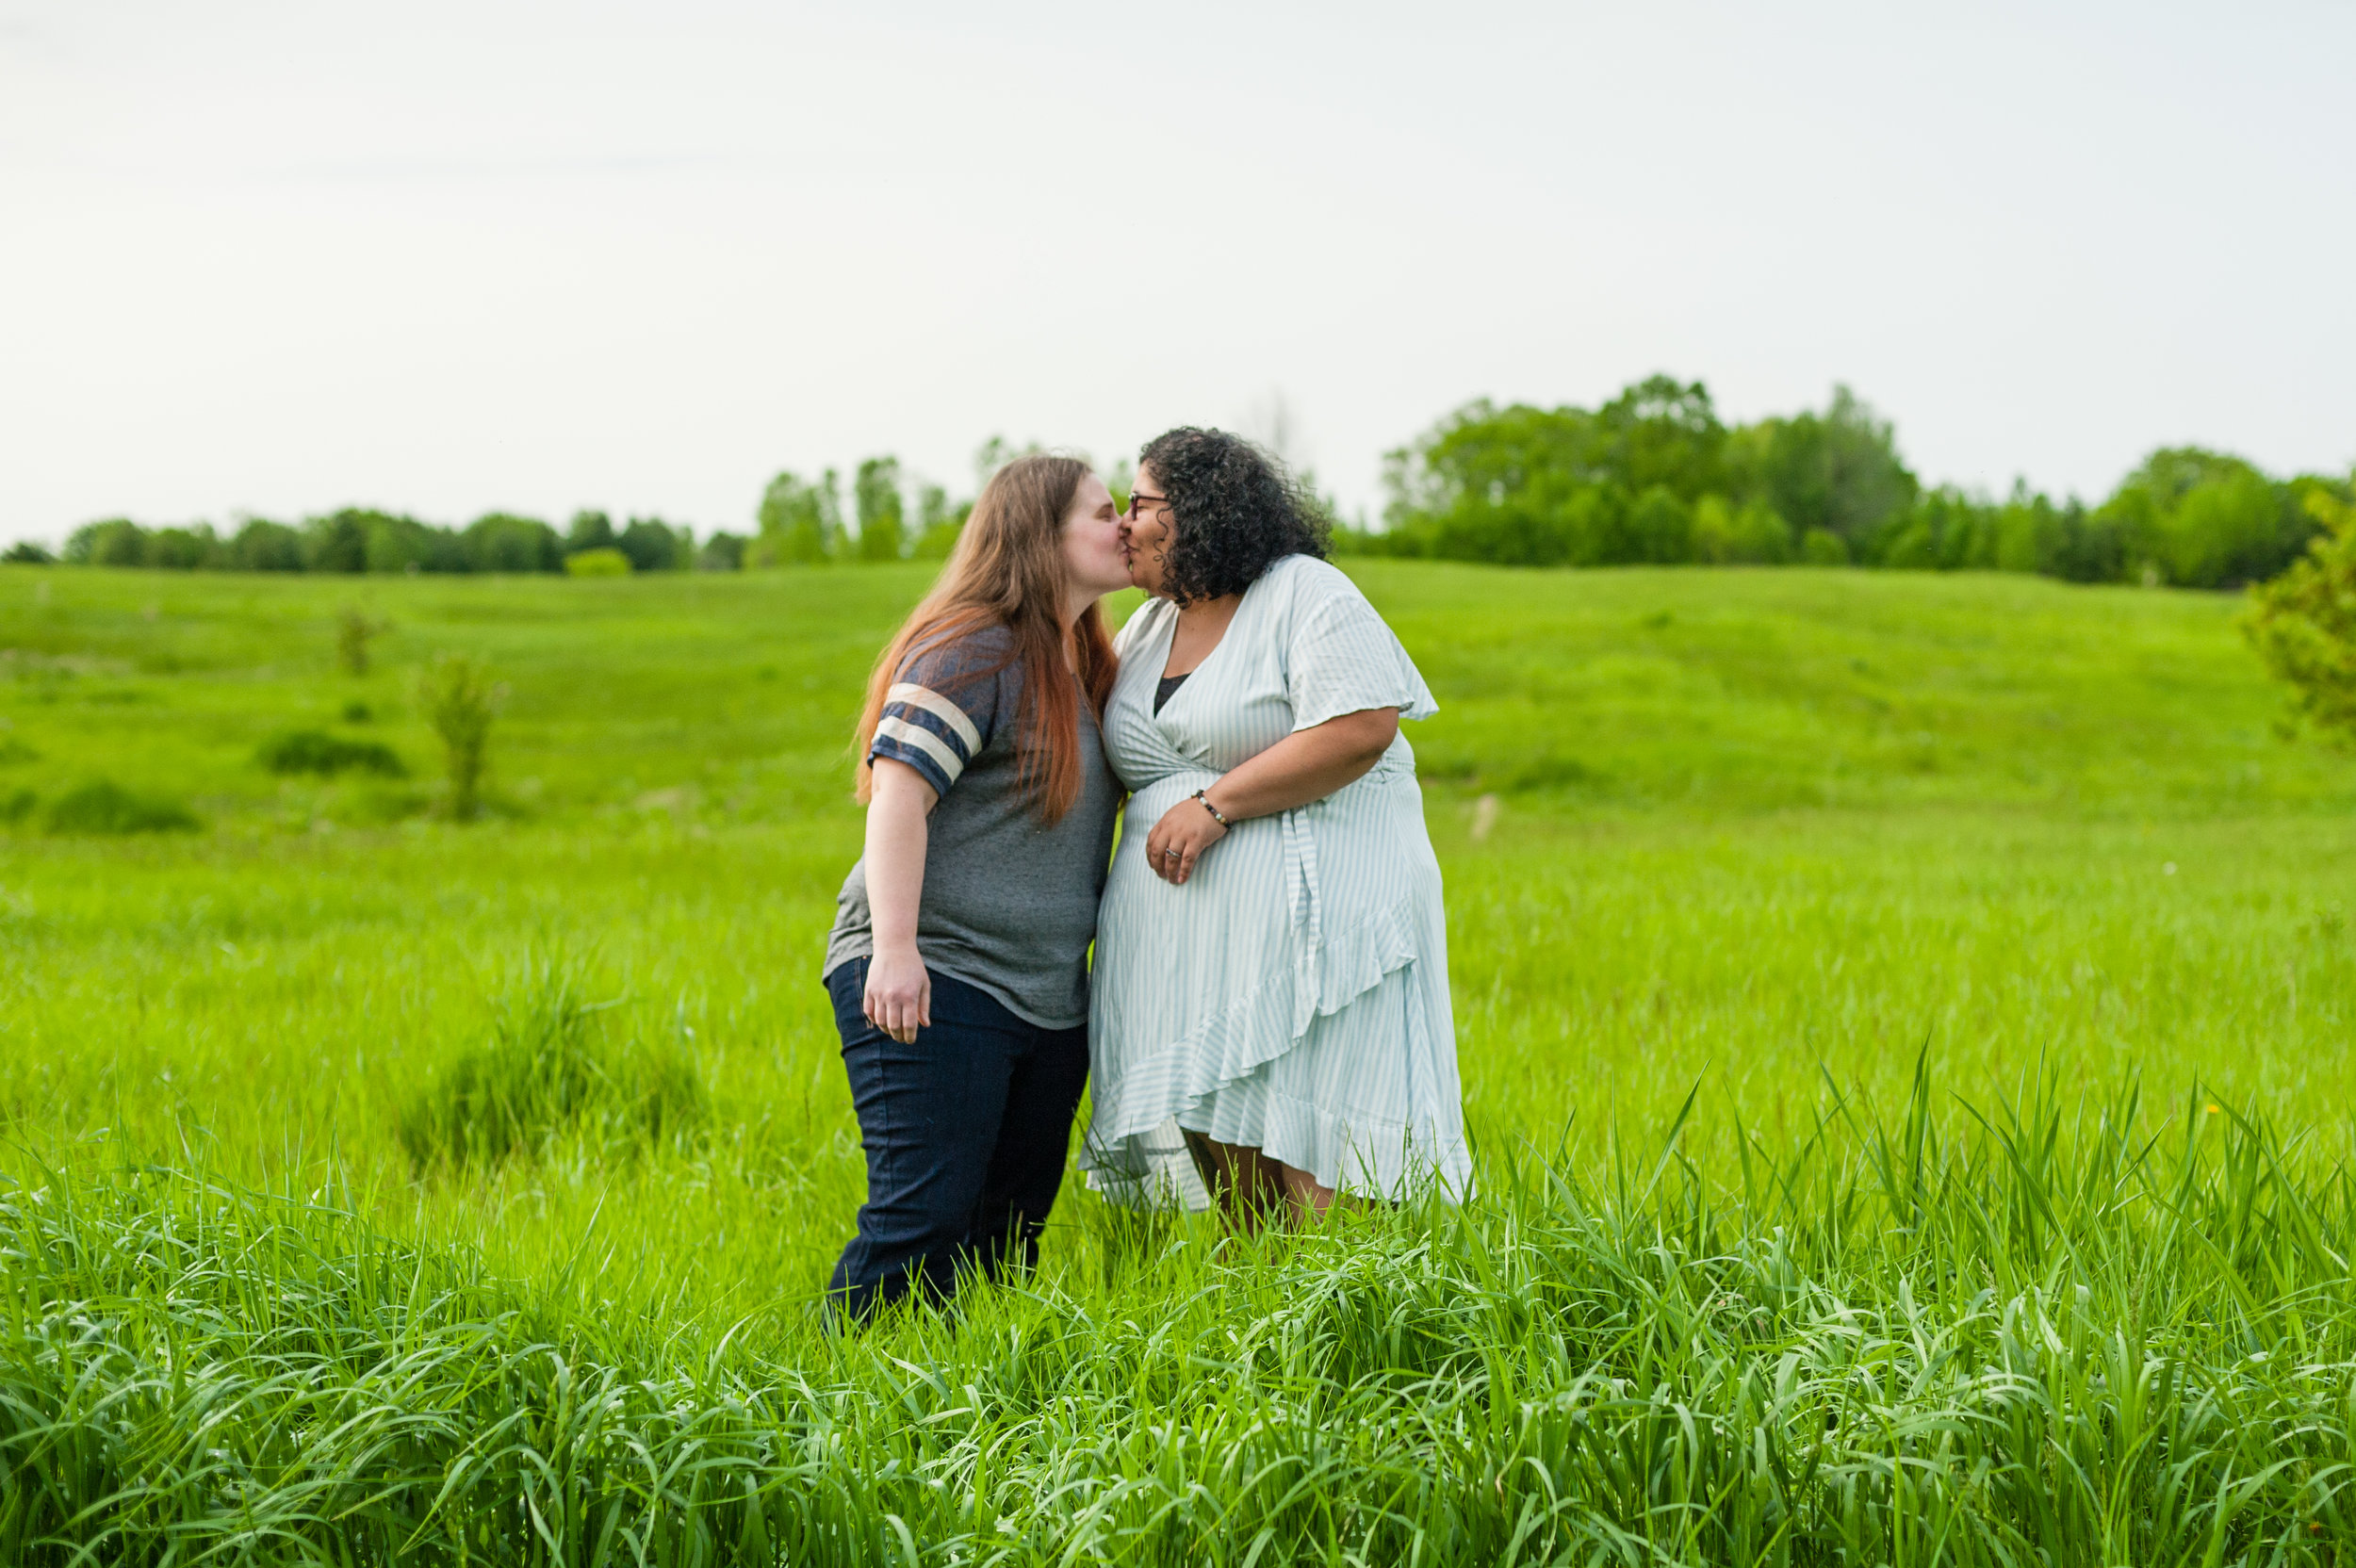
864, 944, 931, 1043
1144, 795, 1229, 885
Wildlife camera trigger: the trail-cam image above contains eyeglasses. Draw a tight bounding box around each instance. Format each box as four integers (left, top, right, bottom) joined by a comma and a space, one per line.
1123, 491, 1170, 520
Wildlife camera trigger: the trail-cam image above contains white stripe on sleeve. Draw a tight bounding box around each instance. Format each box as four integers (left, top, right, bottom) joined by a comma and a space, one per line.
875, 716, 966, 785
887, 683, 983, 754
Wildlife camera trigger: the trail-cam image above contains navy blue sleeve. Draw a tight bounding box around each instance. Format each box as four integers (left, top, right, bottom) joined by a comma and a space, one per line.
869, 630, 1008, 797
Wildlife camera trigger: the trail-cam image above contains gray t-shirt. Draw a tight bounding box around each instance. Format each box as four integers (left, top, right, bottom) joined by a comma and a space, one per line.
823, 626, 1120, 1029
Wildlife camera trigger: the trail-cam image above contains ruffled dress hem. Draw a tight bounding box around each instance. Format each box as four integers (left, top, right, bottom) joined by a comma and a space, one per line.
1084, 890, 1421, 1146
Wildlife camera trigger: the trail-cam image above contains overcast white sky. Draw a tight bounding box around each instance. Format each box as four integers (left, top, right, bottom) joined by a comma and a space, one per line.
3, 1, 2351, 547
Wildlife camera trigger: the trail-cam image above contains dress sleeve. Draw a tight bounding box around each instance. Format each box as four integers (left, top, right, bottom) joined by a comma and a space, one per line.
1110, 597, 1160, 661
1284, 564, 1439, 731
870, 631, 1007, 797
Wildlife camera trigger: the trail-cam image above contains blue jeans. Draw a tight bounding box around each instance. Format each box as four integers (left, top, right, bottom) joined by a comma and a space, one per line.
825, 958, 1090, 1318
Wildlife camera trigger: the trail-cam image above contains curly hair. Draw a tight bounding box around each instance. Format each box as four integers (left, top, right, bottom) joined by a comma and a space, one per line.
1138, 427, 1329, 605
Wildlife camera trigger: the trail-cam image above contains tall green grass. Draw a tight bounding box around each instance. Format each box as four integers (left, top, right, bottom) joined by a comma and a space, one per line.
396, 956, 707, 1171
8, 1075, 2356, 1563
4, 560, 2355, 1560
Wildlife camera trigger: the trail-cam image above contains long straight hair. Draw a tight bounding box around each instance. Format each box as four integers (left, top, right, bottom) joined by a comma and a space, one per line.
853, 453, 1117, 823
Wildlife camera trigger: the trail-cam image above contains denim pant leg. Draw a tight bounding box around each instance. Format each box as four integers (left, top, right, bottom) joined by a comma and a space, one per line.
826, 960, 1028, 1316
966, 1018, 1090, 1282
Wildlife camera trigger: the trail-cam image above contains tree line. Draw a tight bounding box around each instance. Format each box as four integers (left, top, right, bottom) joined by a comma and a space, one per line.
6, 447, 1029, 576
22, 508, 728, 576
11, 393, 2348, 592
1345, 376, 2350, 590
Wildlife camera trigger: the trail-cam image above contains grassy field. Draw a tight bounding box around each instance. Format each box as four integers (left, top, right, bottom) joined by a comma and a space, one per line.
5, 560, 2356, 1564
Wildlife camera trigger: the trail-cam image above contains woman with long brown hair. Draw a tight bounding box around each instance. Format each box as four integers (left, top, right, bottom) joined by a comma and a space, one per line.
820, 452, 1131, 1317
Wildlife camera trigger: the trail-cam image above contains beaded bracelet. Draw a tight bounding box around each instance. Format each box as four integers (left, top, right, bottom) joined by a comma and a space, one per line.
1192, 789, 1231, 828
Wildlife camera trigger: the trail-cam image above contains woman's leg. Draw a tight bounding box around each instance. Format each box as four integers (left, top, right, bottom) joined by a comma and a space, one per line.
1274, 1160, 1340, 1224
1182, 1131, 1341, 1228
965, 1011, 1090, 1281
825, 959, 1025, 1319
1182, 1130, 1289, 1229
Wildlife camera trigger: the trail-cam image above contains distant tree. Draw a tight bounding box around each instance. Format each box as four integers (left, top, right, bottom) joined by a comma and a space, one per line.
3, 540, 56, 564
1379, 400, 1601, 565
1593, 376, 1727, 501
973, 436, 1045, 489
357, 512, 463, 574
696, 531, 746, 571
1623, 486, 1696, 564
755, 470, 842, 564
911, 482, 968, 561
2100, 449, 2315, 589
617, 516, 687, 572
465, 514, 564, 573
66, 519, 150, 566
303, 511, 371, 573
855, 457, 906, 562
146, 524, 223, 570
566, 510, 617, 557
2245, 486, 2356, 744
1732, 386, 1919, 551
229, 518, 305, 572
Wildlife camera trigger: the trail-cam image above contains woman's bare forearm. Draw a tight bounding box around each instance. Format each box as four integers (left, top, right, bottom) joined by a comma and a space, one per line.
864, 760, 935, 953
1203, 708, 1399, 821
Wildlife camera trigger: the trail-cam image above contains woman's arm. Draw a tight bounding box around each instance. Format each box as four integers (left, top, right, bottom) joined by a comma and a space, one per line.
1143, 707, 1399, 886
862, 758, 938, 1040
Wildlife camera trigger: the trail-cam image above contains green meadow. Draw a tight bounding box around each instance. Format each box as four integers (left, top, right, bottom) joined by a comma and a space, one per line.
6, 560, 2356, 1564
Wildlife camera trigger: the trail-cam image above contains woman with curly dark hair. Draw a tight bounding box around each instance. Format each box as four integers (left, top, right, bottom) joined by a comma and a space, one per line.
1083, 427, 1470, 1224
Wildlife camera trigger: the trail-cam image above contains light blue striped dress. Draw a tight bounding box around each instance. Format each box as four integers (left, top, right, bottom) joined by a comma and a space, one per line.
1083, 555, 1472, 1207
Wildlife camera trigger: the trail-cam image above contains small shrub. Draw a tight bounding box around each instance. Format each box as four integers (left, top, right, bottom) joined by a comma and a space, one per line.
335, 606, 390, 675
416, 653, 502, 821
340, 700, 372, 723
0, 737, 37, 763
3, 541, 55, 564
42, 779, 200, 835
256, 727, 406, 777
397, 960, 706, 1171
1, 788, 34, 825
564, 547, 632, 578
1800, 528, 1851, 565
2246, 487, 2356, 745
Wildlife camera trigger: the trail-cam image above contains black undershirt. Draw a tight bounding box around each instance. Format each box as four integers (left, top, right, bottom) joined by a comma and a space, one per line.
1153, 672, 1189, 714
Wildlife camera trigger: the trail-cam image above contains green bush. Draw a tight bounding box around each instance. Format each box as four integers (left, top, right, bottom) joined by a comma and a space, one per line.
254, 728, 406, 778
0, 787, 34, 825
41, 779, 200, 835
396, 960, 706, 1170
2246, 487, 2356, 745
1799, 527, 1850, 564
564, 547, 631, 578
1693, 495, 1792, 564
